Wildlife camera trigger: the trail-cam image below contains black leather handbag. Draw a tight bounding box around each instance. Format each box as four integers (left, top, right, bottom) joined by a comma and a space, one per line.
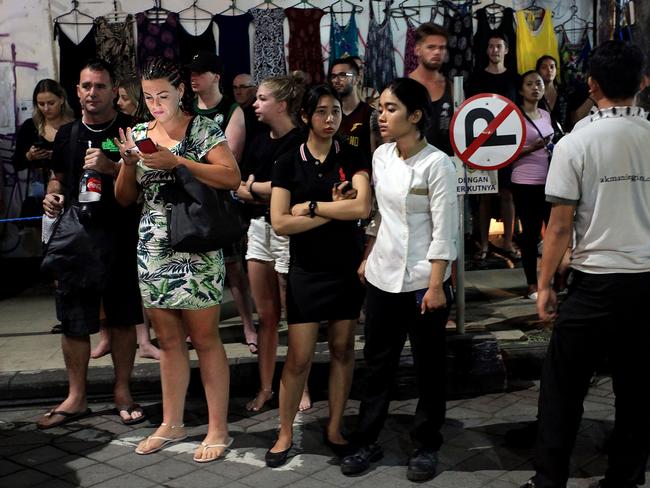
161, 164, 242, 253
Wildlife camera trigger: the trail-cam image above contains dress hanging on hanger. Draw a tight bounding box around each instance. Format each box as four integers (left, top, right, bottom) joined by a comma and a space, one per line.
136, 11, 180, 70
285, 7, 326, 84
95, 15, 137, 83
403, 17, 418, 76
515, 8, 559, 75
213, 13, 253, 91
472, 6, 517, 73
364, 1, 396, 91
249, 7, 287, 84
440, 1, 474, 80
178, 21, 216, 67
329, 10, 359, 61
54, 23, 97, 117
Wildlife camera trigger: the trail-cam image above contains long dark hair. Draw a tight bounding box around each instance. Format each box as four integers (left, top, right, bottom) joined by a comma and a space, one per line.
382, 78, 432, 139
140, 57, 194, 114
301, 84, 341, 130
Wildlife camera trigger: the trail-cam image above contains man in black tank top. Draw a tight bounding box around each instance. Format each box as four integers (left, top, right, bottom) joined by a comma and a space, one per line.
329, 58, 379, 162
188, 51, 246, 162
408, 23, 454, 156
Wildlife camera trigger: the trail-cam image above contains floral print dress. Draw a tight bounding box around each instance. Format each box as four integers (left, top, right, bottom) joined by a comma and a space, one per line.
132, 116, 226, 309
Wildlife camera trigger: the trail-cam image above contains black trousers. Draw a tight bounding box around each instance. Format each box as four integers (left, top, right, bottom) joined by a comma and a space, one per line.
533, 270, 650, 488
355, 281, 452, 450
511, 183, 550, 286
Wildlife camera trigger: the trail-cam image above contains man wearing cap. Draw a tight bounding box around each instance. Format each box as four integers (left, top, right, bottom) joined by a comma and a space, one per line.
188, 51, 246, 162
188, 52, 258, 354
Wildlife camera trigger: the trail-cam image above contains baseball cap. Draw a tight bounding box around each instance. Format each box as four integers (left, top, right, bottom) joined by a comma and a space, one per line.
186, 51, 222, 74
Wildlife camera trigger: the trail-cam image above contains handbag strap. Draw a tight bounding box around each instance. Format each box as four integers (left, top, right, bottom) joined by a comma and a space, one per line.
521, 109, 546, 141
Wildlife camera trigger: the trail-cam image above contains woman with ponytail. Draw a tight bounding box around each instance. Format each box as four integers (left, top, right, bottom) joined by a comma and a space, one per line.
114, 57, 240, 462
235, 71, 307, 412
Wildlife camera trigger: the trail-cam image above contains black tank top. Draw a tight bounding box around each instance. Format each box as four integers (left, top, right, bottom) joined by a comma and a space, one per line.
426, 80, 454, 156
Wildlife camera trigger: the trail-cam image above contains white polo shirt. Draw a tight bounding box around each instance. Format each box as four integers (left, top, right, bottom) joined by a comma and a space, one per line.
365, 142, 458, 293
545, 106, 650, 274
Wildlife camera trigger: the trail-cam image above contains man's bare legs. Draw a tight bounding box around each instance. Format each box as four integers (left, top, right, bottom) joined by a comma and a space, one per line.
111, 325, 142, 422
136, 310, 160, 360
53, 335, 91, 415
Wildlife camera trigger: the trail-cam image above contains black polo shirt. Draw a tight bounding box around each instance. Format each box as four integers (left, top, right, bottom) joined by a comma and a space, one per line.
272, 140, 369, 272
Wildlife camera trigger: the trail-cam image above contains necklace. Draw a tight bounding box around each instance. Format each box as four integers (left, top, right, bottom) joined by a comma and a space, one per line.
82, 114, 118, 133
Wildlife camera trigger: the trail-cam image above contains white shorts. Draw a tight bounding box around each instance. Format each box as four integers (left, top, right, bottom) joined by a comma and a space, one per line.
245, 217, 290, 274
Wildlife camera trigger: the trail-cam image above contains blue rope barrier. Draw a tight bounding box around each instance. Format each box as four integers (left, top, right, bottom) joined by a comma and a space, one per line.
0, 216, 43, 223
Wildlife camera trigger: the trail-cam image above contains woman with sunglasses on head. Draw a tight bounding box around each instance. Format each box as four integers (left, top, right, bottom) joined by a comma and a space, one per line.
114, 57, 240, 463
235, 72, 307, 413
341, 77, 457, 482
264, 85, 371, 467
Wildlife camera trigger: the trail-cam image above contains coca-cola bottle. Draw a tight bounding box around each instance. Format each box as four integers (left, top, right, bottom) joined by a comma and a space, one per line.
78, 169, 102, 223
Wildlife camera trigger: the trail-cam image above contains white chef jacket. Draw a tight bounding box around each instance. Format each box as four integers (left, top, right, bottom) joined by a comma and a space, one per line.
365, 142, 458, 293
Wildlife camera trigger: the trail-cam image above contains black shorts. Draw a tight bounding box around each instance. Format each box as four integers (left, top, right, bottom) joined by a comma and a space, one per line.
498, 165, 513, 189
57, 230, 143, 337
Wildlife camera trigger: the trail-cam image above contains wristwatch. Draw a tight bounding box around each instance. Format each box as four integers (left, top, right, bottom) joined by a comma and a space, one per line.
308, 200, 318, 218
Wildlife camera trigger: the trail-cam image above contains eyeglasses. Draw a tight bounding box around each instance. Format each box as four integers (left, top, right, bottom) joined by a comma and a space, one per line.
233, 84, 255, 90
329, 72, 355, 81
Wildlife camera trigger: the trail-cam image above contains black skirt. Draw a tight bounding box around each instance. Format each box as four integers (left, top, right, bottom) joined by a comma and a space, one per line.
286, 267, 365, 324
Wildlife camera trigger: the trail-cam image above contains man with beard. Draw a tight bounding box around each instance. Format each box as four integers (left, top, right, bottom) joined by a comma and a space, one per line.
408, 23, 454, 156
328, 58, 379, 162
39, 59, 144, 429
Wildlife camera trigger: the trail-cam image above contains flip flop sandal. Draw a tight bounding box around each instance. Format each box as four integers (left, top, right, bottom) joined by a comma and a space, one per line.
37, 408, 92, 430
115, 404, 148, 426
193, 437, 234, 463
135, 423, 187, 455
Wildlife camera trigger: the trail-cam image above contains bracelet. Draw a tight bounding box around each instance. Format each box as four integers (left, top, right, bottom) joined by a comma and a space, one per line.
249, 181, 260, 201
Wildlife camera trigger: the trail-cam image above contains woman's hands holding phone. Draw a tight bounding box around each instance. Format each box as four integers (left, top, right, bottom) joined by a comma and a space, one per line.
114, 128, 140, 166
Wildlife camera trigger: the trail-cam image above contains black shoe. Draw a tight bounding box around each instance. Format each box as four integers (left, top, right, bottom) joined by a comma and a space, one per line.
50, 323, 63, 334
407, 448, 438, 482
265, 441, 292, 468
322, 429, 356, 458
504, 420, 538, 448
520, 481, 536, 488
340, 443, 383, 476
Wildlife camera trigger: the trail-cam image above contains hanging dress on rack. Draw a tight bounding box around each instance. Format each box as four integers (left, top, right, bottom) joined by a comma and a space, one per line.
136, 11, 180, 70
95, 15, 137, 83
285, 7, 326, 85
178, 20, 216, 67
515, 8, 559, 75
441, 1, 474, 80
364, 1, 396, 91
559, 28, 591, 90
249, 8, 287, 85
403, 17, 418, 76
55, 23, 97, 117
472, 6, 517, 73
213, 13, 253, 93
329, 10, 359, 61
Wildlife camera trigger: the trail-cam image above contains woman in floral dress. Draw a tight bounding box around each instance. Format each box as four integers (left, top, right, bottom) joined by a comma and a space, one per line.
114, 57, 240, 463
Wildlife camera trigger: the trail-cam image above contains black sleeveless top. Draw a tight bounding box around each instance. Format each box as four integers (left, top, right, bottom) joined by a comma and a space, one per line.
426, 80, 454, 156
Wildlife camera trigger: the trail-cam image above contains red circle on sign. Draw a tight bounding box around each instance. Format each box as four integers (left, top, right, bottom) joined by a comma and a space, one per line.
450, 93, 526, 171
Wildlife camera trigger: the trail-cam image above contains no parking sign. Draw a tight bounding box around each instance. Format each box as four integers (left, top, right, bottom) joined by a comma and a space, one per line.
450, 94, 526, 170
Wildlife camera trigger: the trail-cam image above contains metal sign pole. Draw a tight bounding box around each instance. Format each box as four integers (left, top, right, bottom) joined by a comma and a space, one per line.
453, 76, 465, 335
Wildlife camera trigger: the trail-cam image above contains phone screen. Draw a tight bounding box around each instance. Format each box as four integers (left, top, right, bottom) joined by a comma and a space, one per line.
135, 138, 158, 154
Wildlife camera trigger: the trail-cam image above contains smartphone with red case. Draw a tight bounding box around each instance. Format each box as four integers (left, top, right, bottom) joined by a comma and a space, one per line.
135, 138, 158, 154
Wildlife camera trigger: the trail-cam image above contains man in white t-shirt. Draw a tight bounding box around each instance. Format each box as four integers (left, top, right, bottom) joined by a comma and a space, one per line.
522, 41, 650, 488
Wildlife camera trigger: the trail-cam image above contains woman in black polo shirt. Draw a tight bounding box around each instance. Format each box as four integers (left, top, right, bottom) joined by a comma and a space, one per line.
265, 85, 372, 467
